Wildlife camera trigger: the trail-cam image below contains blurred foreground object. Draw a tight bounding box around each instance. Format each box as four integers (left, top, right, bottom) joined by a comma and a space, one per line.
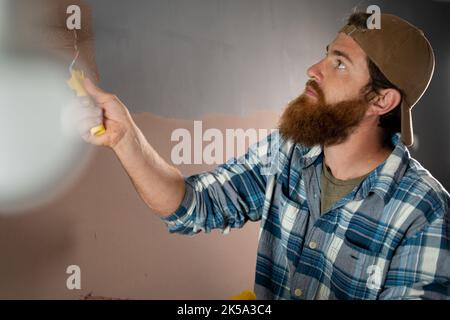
0, 57, 90, 214
0, 0, 99, 214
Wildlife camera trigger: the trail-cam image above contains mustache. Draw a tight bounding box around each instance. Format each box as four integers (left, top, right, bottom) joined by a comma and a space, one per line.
305, 80, 325, 101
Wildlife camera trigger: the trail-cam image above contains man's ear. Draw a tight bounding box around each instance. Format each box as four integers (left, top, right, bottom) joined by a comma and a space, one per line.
369, 88, 402, 116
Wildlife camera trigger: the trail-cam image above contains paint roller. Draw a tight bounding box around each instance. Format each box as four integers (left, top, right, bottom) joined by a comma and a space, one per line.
67, 68, 106, 136
66, 29, 105, 137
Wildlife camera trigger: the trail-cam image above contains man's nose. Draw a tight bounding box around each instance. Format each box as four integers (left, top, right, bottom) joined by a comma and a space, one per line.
307, 60, 324, 83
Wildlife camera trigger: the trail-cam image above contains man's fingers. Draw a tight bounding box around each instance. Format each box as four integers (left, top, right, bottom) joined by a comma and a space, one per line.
84, 78, 113, 104
76, 105, 103, 122
76, 116, 104, 137
64, 100, 103, 125
82, 129, 108, 146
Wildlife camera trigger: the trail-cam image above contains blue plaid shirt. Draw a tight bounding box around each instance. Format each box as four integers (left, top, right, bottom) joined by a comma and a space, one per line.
162, 131, 450, 300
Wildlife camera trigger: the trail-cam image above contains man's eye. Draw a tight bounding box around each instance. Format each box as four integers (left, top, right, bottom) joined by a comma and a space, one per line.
336, 59, 346, 70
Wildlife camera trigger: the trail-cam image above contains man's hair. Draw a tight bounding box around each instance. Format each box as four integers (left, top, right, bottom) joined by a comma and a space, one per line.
347, 12, 402, 147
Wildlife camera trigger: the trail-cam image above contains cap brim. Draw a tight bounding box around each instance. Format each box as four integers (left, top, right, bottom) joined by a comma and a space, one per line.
401, 100, 414, 147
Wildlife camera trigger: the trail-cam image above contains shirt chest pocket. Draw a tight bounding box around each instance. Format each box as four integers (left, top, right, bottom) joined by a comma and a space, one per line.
329, 224, 389, 299
278, 189, 310, 244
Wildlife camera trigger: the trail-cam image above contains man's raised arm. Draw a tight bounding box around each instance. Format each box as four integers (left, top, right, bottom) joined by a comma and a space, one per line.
80, 78, 186, 217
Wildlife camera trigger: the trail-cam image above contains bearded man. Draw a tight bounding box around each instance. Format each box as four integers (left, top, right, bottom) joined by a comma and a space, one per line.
79, 12, 449, 300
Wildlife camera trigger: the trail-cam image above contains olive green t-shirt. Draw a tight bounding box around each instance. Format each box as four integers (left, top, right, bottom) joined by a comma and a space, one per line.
320, 161, 369, 214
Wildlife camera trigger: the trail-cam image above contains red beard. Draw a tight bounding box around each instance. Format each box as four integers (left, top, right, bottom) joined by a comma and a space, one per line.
278, 80, 369, 147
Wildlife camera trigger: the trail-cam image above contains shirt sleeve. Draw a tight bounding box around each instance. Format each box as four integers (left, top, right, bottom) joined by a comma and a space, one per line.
161, 130, 286, 236
379, 211, 450, 300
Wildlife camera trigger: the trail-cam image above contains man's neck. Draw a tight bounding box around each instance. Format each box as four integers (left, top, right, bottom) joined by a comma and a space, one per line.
323, 124, 393, 181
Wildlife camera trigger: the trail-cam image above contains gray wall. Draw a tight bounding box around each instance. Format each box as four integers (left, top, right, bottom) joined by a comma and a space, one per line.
89, 0, 449, 186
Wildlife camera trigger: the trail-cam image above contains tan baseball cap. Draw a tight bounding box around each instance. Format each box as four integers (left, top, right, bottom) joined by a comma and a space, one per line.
339, 14, 435, 147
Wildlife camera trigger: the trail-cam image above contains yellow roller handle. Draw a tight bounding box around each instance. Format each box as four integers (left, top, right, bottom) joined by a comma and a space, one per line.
67, 69, 106, 137
90, 124, 106, 137
229, 290, 257, 300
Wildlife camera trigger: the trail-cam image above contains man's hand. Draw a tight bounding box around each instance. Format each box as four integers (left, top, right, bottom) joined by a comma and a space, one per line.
76, 78, 135, 149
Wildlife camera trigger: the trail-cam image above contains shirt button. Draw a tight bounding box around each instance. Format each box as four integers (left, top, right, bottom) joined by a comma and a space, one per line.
294, 288, 303, 297
309, 241, 318, 249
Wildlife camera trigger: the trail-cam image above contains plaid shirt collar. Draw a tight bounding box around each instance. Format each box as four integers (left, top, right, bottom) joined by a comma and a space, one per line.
296, 133, 410, 202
